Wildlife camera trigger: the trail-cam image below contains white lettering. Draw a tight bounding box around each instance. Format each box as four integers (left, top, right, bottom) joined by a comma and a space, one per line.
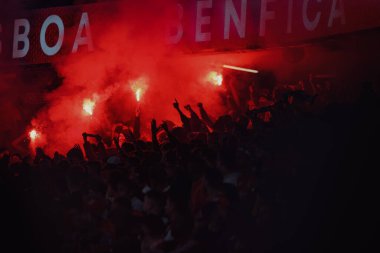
328, 0, 346, 27
196, 0, 212, 42
224, 0, 247, 39
302, 0, 321, 31
13, 19, 30, 59
259, 0, 276, 36
40, 15, 64, 56
72, 12, 94, 53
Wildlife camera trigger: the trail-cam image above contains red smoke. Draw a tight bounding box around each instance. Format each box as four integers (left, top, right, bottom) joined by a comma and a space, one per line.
3, 1, 378, 155
30, 0, 229, 155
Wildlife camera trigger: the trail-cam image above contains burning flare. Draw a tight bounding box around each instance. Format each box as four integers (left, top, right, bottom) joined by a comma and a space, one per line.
131, 77, 148, 102
83, 98, 96, 115
207, 71, 223, 86
29, 129, 39, 141
135, 88, 142, 102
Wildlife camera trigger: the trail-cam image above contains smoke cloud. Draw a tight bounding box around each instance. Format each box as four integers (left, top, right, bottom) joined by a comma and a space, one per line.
1, 1, 379, 155
28, 0, 228, 154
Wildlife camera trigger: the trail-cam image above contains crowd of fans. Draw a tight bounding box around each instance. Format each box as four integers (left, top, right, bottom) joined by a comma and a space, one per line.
1, 79, 379, 253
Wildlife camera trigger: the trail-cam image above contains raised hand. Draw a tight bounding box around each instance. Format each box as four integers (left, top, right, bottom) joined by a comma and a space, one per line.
82, 132, 88, 142
173, 98, 180, 110
197, 103, 203, 108
35, 147, 45, 158
184, 104, 192, 111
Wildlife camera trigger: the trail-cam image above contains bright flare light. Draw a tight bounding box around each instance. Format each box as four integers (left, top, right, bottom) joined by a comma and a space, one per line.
83, 99, 96, 115
222, 65, 259, 74
135, 88, 142, 102
29, 129, 39, 141
207, 71, 223, 86
131, 77, 148, 102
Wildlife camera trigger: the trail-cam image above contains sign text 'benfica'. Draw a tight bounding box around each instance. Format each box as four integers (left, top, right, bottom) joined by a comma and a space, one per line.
0, 0, 379, 64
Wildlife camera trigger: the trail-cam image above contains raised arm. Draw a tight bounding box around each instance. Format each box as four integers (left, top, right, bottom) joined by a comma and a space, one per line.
82, 132, 97, 161
151, 119, 160, 151
161, 121, 179, 145
184, 104, 200, 120
185, 104, 208, 133
197, 103, 214, 129
173, 99, 190, 130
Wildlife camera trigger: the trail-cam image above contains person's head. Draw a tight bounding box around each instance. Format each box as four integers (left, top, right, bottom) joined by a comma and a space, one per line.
143, 190, 165, 216
214, 115, 234, 133
66, 145, 84, 164
53, 151, 65, 164
188, 132, 207, 146
35, 147, 45, 157
107, 156, 122, 166
157, 131, 169, 145
136, 140, 148, 151
9, 153, 22, 165
171, 127, 189, 143
121, 142, 135, 154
